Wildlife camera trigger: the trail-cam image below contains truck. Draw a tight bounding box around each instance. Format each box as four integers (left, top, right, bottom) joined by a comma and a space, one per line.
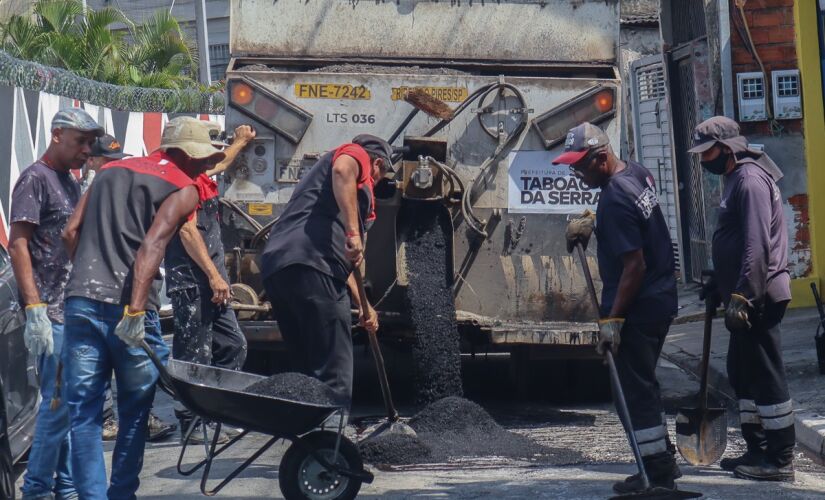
220, 0, 619, 394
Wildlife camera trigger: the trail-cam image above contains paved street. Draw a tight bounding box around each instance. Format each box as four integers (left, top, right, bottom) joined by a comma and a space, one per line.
18, 353, 824, 499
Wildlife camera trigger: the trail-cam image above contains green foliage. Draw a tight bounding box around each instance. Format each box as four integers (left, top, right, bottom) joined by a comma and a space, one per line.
0, 0, 203, 90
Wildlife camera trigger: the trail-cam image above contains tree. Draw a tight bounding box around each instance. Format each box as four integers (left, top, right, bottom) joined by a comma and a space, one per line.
0, 0, 199, 89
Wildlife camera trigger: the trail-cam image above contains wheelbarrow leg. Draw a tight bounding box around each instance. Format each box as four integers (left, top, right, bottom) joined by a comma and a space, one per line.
177, 419, 250, 477
200, 431, 281, 496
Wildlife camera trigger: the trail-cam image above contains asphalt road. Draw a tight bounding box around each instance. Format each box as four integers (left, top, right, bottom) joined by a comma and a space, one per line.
15, 356, 825, 499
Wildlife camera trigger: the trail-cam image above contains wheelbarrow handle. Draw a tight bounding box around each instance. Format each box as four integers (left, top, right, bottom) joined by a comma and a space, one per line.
140, 340, 177, 399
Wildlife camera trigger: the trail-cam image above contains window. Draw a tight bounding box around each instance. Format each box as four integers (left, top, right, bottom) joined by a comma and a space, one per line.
209, 43, 230, 82
741, 77, 764, 100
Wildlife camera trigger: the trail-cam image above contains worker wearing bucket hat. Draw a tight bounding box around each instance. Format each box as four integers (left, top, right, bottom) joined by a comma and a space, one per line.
689, 116, 795, 482
60, 116, 223, 498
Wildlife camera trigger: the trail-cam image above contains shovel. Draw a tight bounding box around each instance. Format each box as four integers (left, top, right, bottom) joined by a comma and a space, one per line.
353, 267, 416, 441
575, 244, 701, 499
675, 273, 728, 466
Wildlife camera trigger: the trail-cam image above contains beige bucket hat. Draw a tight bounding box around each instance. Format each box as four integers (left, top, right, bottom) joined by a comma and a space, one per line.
158, 117, 227, 161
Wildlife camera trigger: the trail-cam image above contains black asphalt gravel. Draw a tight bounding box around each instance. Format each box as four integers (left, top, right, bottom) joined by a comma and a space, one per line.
243, 372, 338, 406
404, 204, 463, 404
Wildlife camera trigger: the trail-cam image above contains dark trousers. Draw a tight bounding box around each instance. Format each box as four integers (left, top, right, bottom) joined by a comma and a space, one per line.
727, 300, 795, 466
170, 285, 248, 370
264, 265, 353, 407
616, 320, 672, 458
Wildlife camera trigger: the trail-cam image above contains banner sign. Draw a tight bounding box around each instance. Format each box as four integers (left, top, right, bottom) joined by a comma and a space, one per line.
507, 150, 600, 214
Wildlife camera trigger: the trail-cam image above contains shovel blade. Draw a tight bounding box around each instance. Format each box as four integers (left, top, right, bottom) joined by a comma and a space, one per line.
609, 486, 703, 499
675, 407, 728, 466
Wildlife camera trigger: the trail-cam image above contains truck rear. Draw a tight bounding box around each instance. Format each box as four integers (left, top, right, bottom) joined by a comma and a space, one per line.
221, 0, 619, 381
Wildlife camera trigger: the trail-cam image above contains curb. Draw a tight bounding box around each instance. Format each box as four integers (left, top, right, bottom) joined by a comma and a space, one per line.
661, 347, 825, 462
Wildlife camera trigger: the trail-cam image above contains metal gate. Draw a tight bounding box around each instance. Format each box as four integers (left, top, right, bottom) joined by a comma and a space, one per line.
670, 45, 712, 283
631, 55, 683, 275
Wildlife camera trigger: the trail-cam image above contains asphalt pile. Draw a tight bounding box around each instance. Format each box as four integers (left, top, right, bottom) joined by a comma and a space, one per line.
243, 372, 338, 406
359, 396, 584, 466
404, 204, 463, 403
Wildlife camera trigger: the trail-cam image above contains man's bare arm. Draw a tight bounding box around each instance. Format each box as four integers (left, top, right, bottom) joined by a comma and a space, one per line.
129, 186, 199, 311
608, 248, 646, 318
179, 217, 230, 303
9, 222, 41, 305
205, 125, 256, 177
62, 190, 91, 260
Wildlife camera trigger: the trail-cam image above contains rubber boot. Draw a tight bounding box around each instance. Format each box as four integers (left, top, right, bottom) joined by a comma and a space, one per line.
615, 436, 681, 490
734, 459, 795, 482
735, 426, 795, 482
612, 452, 677, 494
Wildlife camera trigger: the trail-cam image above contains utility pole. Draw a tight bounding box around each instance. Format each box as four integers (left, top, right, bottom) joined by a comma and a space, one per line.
194, 0, 211, 85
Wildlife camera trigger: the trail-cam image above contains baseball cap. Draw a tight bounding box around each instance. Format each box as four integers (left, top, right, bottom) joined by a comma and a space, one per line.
688, 116, 740, 153
157, 117, 227, 161
551, 122, 610, 165
90, 134, 130, 159
51, 108, 104, 136
352, 134, 393, 169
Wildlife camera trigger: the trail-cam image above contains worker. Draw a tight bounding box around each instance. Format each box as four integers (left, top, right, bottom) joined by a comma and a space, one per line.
260, 134, 392, 410
9, 108, 102, 500
165, 124, 256, 443
558, 122, 679, 494
79, 134, 177, 443
688, 116, 795, 482
60, 117, 224, 499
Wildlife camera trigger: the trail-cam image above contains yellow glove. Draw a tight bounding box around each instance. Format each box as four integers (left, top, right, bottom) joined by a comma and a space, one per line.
725, 293, 753, 331
566, 209, 596, 253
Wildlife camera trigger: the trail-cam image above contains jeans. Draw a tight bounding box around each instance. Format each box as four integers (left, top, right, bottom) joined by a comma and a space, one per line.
62, 298, 169, 500
21, 323, 77, 500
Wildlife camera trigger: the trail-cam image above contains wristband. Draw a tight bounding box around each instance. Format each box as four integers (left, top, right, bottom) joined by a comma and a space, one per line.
25, 302, 46, 309
123, 305, 145, 317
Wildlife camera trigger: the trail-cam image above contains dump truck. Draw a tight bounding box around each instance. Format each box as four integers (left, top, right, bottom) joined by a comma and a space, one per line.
220, 0, 619, 389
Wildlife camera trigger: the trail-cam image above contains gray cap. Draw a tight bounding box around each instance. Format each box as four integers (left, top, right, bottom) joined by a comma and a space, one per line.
551, 122, 610, 165
352, 134, 393, 168
51, 108, 104, 136
688, 116, 741, 153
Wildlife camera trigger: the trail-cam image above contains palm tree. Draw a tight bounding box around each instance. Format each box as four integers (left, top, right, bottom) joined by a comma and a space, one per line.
0, 0, 199, 90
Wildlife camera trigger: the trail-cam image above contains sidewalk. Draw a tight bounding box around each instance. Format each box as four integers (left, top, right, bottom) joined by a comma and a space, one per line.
663, 306, 825, 461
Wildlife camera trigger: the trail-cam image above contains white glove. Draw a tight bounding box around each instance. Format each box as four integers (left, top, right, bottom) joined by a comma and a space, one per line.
114, 306, 145, 347
24, 303, 53, 356
596, 318, 624, 356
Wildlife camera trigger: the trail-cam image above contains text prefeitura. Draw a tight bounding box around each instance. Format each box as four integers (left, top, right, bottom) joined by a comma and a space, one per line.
519, 176, 600, 205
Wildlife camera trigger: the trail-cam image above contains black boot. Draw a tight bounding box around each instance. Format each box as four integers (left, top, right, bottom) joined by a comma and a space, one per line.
734, 458, 794, 482
613, 452, 677, 494
720, 450, 765, 471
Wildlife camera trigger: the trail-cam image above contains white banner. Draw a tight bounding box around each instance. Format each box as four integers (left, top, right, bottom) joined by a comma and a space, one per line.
507, 150, 600, 214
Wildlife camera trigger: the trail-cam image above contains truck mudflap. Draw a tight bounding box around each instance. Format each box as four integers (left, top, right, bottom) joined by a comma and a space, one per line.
456, 310, 598, 346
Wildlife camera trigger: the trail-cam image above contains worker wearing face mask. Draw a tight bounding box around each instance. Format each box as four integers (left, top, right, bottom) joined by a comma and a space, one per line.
689, 116, 795, 482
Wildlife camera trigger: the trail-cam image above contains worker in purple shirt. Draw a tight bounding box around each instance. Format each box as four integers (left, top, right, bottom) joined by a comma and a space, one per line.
689, 116, 795, 482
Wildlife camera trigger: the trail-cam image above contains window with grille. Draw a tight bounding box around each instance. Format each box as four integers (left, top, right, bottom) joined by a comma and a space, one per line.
741, 78, 764, 99
209, 43, 230, 82
776, 74, 799, 97
637, 65, 667, 101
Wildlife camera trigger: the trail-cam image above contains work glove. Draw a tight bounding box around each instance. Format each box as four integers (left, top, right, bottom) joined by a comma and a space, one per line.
566, 209, 596, 253
698, 271, 721, 309
114, 306, 146, 348
725, 293, 753, 332
596, 318, 624, 356
24, 303, 53, 356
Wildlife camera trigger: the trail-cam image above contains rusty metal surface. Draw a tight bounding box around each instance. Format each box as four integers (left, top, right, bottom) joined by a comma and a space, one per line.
230, 0, 618, 64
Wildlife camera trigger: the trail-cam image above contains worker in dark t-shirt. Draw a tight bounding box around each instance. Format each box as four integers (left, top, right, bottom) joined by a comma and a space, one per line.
556, 122, 679, 495
688, 116, 795, 482
261, 134, 393, 410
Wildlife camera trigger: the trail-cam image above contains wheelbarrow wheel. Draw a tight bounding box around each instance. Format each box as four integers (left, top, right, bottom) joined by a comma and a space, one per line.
279, 431, 363, 500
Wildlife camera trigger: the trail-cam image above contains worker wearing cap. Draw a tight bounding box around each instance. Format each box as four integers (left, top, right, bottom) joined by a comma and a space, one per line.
60, 117, 224, 499
260, 134, 392, 408
10, 107, 102, 500
165, 124, 256, 443
559, 122, 679, 494
688, 116, 794, 482
80, 134, 130, 193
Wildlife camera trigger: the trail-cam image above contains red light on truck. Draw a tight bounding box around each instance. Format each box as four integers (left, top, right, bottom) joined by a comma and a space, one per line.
254, 97, 279, 121
231, 82, 254, 106
595, 90, 614, 113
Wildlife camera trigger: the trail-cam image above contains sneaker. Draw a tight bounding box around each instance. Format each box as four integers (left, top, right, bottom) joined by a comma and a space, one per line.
147, 413, 177, 442
720, 450, 765, 471
181, 420, 230, 445
102, 415, 119, 441
734, 460, 795, 482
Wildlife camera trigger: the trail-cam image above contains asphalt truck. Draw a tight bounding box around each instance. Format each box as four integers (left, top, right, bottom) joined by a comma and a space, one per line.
219, 0, 620, 393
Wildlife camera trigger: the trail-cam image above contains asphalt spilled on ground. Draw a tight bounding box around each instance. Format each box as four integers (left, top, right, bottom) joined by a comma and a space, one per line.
403, 203, 464, 404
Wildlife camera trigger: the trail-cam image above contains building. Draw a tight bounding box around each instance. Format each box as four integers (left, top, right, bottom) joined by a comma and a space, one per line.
87, 0, 230, 82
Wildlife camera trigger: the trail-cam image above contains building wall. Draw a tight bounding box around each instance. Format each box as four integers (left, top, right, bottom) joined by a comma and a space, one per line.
727, 0, 812, 281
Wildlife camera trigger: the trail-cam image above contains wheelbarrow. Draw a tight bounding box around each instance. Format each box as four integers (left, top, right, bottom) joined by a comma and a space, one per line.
141, 341, 373, 499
